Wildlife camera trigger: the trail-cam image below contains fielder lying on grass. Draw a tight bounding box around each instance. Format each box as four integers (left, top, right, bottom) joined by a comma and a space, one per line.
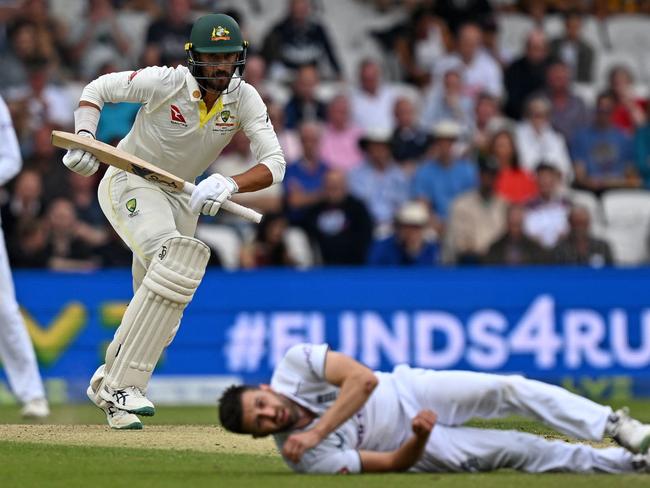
219, 343, 650, 474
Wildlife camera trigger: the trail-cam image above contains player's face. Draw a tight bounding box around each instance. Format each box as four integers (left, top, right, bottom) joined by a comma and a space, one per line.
240, 388, 300, 436
196, 52, 239, 92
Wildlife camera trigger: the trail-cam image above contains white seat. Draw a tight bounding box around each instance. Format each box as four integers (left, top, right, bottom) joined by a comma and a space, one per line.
601, 190, 650, 265
572, 82, 597, 108
284, 227, 314, 268
498, 14, 535, 60
594, 50, 641, 89
543, 14, 564, 39
116, 11, 153, 67
568, 189, 605, 238
195, 224, 242, 270
606, 15, 650, 54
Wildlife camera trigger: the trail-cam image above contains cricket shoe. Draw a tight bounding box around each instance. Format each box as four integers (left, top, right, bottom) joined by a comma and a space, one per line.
99, 384, 155, 417
632, 452, 650, 473
86, 386, 142, 430
606, 407, 650, 454
21, 398, 50, 419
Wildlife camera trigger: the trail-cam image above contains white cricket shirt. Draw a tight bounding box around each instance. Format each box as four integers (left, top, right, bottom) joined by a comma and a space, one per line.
270, 343, 408, 474
80, 66, 285, 183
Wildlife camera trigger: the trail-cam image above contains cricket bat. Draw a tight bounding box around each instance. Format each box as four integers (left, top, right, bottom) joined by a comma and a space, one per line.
51, 130, 263, 223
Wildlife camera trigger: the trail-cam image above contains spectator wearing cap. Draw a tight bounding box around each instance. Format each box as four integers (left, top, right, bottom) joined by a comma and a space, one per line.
411, 120, 478, 223
433, 22, 503, 100
504, 29, 551, 120
283, 122, 328, 226
142, 0, 193, 67
483, 204, 548, 266
347, 129, 410, 229
523, 163, 571, 249
515, 95, 573, 182
489, 129, 538, 204
284, 65, 327, 130
444, 157, 506, 264
319, 95, 364, 172
350, 59, 399, 132
570, 92, 640, 194
367, 201, 438, 266
552, 206, 613, 267
391, 97, 430, 170
304, 170, 373, 265
544, 59, 589, 142
261, 0, 342, 80
549, 10, 595, 83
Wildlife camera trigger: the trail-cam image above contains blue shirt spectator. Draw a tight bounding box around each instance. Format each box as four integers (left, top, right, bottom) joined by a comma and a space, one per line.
634, 123, 650, 189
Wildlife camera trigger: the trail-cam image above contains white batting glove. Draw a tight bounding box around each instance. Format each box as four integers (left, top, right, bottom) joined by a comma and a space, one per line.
190, 173, 238, 217
62, 132, 100, 177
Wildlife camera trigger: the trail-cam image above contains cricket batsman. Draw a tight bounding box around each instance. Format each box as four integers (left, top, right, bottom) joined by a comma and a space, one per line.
220, 343, 650, 474
61, 13, 285, 429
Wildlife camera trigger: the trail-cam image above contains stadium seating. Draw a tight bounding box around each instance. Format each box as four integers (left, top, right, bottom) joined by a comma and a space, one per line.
601, 189, 650, 265
195, 224, 242, 270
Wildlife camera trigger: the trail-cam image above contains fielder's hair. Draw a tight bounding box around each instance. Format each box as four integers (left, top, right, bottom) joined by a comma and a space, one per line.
218, 384, 255, 434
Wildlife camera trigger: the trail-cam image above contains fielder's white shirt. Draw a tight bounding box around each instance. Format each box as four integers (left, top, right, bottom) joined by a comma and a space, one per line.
0, 95, 22, 187
80, 66, 285, 183
271, 343, 408, 474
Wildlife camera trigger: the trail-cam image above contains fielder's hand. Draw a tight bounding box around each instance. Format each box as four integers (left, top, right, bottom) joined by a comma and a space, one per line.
61, 132, 100, 177
282, 429, 323, 464
190, 173, 238, 216
412, 410, 437, 438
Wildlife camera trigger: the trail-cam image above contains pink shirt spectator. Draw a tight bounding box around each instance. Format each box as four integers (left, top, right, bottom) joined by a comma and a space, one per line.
319, 124, 363, 171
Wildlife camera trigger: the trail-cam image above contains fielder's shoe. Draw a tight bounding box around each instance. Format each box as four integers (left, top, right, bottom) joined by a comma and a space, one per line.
632, 452, 650, 473
99, 384, 155, 416
86, 386, 142, 430
606, 407, 650, 454
21, 398, 50, 419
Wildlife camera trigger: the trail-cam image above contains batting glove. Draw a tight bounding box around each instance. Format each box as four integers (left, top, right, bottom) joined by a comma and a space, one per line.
62, 132, 100, 177
190, 173, 239, 217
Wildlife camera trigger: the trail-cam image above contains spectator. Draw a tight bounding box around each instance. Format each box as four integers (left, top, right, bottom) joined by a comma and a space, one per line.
243, 54, 269, 99
524, 163, 571, 249
432, 0, 493, 36
367, 201, 438, 266
608, 66, 647, 135
304, 170, 373, 265
490, 129, 538, 204
484, 204, 548, 265
571, 92, 640, 193
545, 59, 589, 142
470, 92, 508, 154
261, 0, 342, 80
348, 129, 409, 230
8, 219, 48, 268
0, 21, 42, 96
142, 0, 193, 68
420, 68, 474, 143
319, 95, 364, 172
515, 95, 573, 182
433, 22, 503, 100
267, 100, 302, 163
504, 29, 551, 120
284, 64, 326, 130
44, 198, 100, 271
549, 10, 595, 83
96, 227, 133, 268
23, 124, 69, 201
0, 168, 44, 241
67, 0, 132, 79
394, 6, 451, 88
634, 104, 650, 189
444, 157, 506, 264
391, 97, 430, 169
412, 120, 478, 223
350, 59, 398, 132
22, 58, 74, 132
552, 206, 613, 267
240, 213, 297, 268
283, 122, 328, 226
67, 172, 109, 246
213, 131, 283, 214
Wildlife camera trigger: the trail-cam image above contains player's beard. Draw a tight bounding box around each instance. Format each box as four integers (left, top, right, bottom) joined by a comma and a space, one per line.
277, 396, 301, 432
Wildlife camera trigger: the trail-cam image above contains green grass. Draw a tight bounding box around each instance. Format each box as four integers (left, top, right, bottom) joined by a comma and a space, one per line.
1, 401, 650, 487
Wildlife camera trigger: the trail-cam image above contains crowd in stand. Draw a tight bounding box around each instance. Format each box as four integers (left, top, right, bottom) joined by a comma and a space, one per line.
1, 0, 650, 270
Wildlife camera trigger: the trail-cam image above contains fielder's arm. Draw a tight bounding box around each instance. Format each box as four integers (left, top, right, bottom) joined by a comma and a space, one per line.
359, 410, 437, 473
282, 351, 378, 463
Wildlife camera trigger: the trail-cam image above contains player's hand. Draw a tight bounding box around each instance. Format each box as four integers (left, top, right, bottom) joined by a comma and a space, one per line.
62, 132, 99, 177
282, 429, 323, 464
412, 410, 437, 438
189, 173, 238, 217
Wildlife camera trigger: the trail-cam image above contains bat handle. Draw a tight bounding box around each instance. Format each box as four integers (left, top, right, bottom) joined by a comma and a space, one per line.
182, 182, 263, 224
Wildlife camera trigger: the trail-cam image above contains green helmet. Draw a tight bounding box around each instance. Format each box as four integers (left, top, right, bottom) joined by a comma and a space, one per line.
185, 13, 248, 93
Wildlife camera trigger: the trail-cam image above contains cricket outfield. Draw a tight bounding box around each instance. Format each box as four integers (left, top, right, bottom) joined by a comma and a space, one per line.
1, 402, 650, 488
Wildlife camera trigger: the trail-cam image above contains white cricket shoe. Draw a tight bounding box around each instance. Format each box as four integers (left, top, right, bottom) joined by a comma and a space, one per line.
99, 385, 155, 417
86, 385, 142, 430
21, 398, 50, 419
606, 407, 650, 454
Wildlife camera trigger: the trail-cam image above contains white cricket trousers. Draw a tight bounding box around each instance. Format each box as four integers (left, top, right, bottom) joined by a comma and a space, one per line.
392, 368, 636, 473
0, 226, 45, 403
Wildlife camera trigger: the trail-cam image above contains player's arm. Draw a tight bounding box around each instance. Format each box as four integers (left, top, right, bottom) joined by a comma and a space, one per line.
282, 350, 378, 463
0, 97, 23, 186
359, 410, 437, 473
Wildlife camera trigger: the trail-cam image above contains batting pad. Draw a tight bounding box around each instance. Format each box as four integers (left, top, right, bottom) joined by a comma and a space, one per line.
104, 236, 210, 391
